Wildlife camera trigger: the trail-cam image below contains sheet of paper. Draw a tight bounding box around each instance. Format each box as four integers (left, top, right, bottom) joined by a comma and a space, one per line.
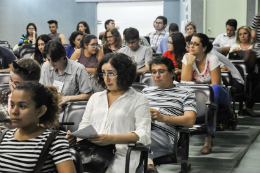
68, 125, 98, 139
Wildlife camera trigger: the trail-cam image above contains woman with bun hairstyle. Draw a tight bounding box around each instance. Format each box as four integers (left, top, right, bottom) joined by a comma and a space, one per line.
182, 33, 232, 155
0, 81, 76, 173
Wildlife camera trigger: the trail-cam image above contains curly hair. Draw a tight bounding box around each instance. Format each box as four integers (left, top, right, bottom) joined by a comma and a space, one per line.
94, 53, 137, 91
12, 58, 41, 82
76, 21, 90, 34
69, 31, 84, 48
102, 27, 123, 49
14, 81, 61, 129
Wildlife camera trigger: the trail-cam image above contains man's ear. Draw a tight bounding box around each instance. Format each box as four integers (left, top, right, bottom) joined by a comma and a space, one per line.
37, 105, 47, 119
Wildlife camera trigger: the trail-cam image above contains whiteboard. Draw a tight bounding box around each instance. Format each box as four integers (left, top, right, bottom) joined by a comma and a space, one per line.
97, 1, 164, 43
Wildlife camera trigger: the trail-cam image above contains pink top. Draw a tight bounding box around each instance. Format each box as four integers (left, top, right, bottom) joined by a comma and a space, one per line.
8, 93, 12, 115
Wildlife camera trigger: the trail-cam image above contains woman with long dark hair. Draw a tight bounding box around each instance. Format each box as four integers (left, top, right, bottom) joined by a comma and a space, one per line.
76, 21, 90, 34
18, 23, 37, 46
31, 35, 52, 65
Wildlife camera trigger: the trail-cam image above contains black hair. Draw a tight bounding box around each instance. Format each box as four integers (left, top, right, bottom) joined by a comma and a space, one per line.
124, 28, 139, 42
156, 16, 167, 25
105, 19, 114, 29
185, 34, 194, 42
169, 23, 179, 32
69, 31, 84, 48
42, 40, 66, 62
193, 33, 213, 54
76, 21, 90, 34
226, 19, 237, 30
47, 20, 58, 26
149, 56, 175, 72
13, 81, 61, 128
94, 53, 137, 91
12, 58, 41, 82
80, 34, 97, 48
26, 23, 37, 39
34, 35, 52, 65
169, 32, 186, 69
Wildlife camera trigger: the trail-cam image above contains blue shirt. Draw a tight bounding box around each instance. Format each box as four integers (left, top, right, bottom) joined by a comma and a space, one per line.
156, 35, 169, 54
66, 45, 75, 59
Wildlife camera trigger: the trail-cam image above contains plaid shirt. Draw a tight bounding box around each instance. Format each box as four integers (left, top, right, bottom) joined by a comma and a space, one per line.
146, 30, 168, 47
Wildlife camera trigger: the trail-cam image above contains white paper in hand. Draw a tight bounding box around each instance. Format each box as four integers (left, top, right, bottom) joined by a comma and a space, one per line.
68, 125, 98, 139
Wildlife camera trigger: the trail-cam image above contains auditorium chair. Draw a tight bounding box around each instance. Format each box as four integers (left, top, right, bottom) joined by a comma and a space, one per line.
0, 41, 11, 50
0, 84, 12, 130
144, 36, 150, 45
0, 73, 10, 84
19, 44, 35, 59
63, 44, 70, 49
70, 148, 83, 173
131, 82, 147, 93
140, 72, 156, 86
91, 79, 105, 93
150, 84, 217, 173
208, 37, 215, 44
152, 53, 163, 57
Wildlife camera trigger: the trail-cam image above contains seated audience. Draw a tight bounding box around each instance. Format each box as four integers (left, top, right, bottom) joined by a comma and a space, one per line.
157, 23, 179, 54
40, 40, 92, 104
146, 16, 168, 49
47, 20, 66, 44
66, 31, 84, 59
0, 81, 76, 173
70, 34, 103, 74
123, 29, 151, 50
102, 27, 125, 55
185, 22, 197, 36
119, 27, 153, 73
99, 19, 117, 40
213, 19, 237, 55
18, 23, 37, 46
142, 56, 196, 173
76, 21, 90, 34
163, 32, 186, 79
185, 34, 194, 52
0, 58, 41, 129
182, 33, 231, 154
0, 47, 16, 72
67, 53, 151, 173
31, 34, 52, 65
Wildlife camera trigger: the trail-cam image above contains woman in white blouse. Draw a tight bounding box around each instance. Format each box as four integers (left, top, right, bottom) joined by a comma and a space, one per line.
68, 53, 151, 173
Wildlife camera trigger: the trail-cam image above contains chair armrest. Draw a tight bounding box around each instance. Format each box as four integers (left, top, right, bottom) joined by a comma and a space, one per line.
128, 143, 148, 151
205, 101, 217, 109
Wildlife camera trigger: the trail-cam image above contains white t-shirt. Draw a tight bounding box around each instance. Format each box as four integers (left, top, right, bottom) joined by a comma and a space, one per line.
212, 33, 236, 47
182, 53, 221, 84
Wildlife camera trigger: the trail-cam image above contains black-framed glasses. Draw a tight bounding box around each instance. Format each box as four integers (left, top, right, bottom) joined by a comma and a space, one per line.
151, 69, 167, 75
13, 61, 31, 75
99, 72, 117, 78
89, 43, 98, 48
167, 41, 173, 45
189, 42, 201, 47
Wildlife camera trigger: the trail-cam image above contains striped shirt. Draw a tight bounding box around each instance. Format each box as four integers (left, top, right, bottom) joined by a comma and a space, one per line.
251, 13, 260, 59
146, 30, 168, 47
0, 129, 72, 173
142, 85, 197, 143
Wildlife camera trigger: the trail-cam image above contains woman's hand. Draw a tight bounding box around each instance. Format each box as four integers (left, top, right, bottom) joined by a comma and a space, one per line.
66, 130, 77, 147
230, 47, 240, 53
33, 31, 36, 36
185, 53, 196, 65
150, 108, 165, 122
88, 134, 112, 146
175, 68, 182, 74
61, 96, 71, 105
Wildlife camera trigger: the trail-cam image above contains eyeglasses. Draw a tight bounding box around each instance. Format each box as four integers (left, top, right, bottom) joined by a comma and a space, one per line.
99, 72, 118, 78
89, 43, 98, 48
106, 36, 114, 39
127, 40, 138, 45
189, 42, 201, 47
167, 41, 173, 45
13, 61, 31, 75
151, 69, 167, 75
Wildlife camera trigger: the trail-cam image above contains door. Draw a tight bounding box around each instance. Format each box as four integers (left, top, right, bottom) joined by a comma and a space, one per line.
204, 0, 247, 38
97, 1, 164, 43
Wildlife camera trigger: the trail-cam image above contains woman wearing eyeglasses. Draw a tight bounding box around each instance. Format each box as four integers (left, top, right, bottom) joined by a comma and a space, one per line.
102, 27, 125, 55
182, 33, 231, 155
70, 34, 103, 74
40, 41, 92, 104
0, 58, 41, 130
67, 53, 151, 173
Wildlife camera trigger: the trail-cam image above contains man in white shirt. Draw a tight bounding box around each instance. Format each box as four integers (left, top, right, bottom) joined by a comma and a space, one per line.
146, 16, 168, 51
213, 19, 237, 55
119, 27, 153, 74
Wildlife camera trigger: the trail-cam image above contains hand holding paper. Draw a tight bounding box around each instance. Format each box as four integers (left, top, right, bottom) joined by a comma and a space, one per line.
67, 125, 98, 139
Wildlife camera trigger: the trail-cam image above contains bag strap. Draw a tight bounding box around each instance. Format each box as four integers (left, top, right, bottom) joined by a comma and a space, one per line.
0, 129, 8, 143
33, 130, 60, 173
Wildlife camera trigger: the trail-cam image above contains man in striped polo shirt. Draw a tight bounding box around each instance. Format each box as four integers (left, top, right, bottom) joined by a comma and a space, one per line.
141, 56, 197, 173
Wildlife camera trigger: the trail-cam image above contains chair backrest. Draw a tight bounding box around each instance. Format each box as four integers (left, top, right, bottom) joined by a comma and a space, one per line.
63, 44, 70, 49
178, 84, 215, 124
0, 41, 11, 50
139, 72, 156, 86
70, 148, 83, 173
144, 36, 150, 45
221, 71, 233, 87
131, 82, 147, 93
231, 60, 247, 79
0, 73, 10, 84
208, 37, 215, 43
91, 79, 105, 93
62, 101, 87, 132
19, 44, 35, 59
